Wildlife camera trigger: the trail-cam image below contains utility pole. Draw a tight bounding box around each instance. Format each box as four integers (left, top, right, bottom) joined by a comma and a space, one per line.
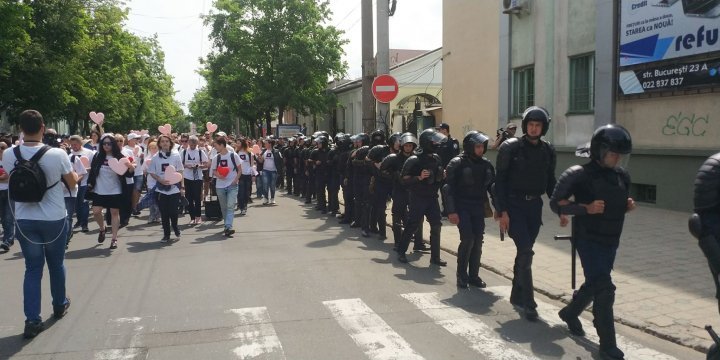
361, 0, 375, 133
376, 0, 390, 133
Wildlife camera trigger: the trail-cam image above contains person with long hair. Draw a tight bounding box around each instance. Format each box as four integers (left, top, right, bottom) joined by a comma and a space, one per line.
235, 139, 254, 215
258, 138, 283, 205
148, 135, 184, 242
211, 138, 241, 237
181, 135, 207, 224
87, 134, 134, 250
143, 141, 161, 223
84, 130, 101, 152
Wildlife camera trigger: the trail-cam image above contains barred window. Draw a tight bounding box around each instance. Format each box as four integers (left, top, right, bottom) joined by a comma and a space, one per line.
512, 66, 535, 117
569, 54, 594, 112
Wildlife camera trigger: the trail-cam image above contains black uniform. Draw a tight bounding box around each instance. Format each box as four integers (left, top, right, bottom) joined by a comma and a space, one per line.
310, 146, 330, 211
283, 144, 296, 194
327, 145, 341, 214
368, 145, 392, 239
351, 145, 371, 230
293, 143, 306, 196
397, 151, 445, 263
495, 136, 556, 315
381, 152, 422, 250
338, 146, 354, 223
443, 153, 495, 287
437, 135, 460, 216
692, 153, 720, 307
302, 145, 314, 202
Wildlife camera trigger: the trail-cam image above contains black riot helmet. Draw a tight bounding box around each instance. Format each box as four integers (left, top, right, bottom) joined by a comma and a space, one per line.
368, 145, 391, 163
356, 133, 370, 147
370, 129, 386, 146
337, 133, 351, 150
418, 128, 447, 154
590, 124, 632, 162
387, 132, 402, 147
399, 132, 418, 151
463, 130, 490, 156
521, 106, 551, 136
316, 135, 329, 149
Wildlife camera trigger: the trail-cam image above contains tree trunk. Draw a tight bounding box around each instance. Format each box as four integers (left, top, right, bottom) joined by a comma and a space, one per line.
278, 106, 285, 125
264, 110, 272, 137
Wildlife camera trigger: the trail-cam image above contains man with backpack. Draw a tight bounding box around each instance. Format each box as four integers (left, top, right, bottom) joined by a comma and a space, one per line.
2, 110, 78, 338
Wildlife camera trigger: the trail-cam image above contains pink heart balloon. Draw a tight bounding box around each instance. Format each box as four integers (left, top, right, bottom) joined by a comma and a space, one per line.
139, 130, 149, 136
107, 157, 128, 175
158, 124, 172, 135
206, 122, 218, 133
89, 112, 105, 125
80, 156, 91, 169
163, 165, 183, 185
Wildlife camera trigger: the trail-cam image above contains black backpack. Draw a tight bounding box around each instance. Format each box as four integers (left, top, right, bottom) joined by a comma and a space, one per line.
9, 145, 59, 202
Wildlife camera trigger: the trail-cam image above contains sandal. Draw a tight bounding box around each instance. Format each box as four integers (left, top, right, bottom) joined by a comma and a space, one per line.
109, 239, 117, 249
98, 229, 106, 244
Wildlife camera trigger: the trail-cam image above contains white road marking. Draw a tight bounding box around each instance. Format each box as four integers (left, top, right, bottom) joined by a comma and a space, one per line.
109, 317, 142, 324
95, 318, 147, 360
227, 307, 286, 359
485, 286, 680, 360
323, 298, 424, 360
401, 292, 534, 360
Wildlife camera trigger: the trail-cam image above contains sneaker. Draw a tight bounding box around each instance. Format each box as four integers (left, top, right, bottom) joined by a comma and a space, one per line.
263, 198, 269, 205
0, 242, 9, 252
109, 240, 118, 249
270, 198, 276, 205
23, 321, 44, 339
98, 229, 106, 244
160, 236, 170, 243
81, 227, 89, 233
240, 209, 247, 216
175, 231, 181, 241
224, 228, 235, 237
53, 298, 71, 319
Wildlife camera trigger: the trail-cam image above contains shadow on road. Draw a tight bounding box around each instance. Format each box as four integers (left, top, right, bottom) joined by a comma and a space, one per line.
65, 244, 112, 259
0, 317, 61, 360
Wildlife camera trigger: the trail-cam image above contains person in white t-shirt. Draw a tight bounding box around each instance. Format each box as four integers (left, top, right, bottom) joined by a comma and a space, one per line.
181, 136, 208, 224
0, 141, 14, 251
2, 110, 78, 338
69, 135, 93, 232
87, 134, 134, 250
125, 133, 144, 214
258, 139, 283, 205
63, 149, 87, 249
143, 141, 160, 223
210, 138, 241, 237
148, 135, 184, 242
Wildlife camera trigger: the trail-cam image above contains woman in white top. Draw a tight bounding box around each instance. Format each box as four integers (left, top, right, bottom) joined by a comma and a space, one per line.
143, 141, 160, 223
234, 139, 254, 215
181, 136, 208, 224
210, 138, 241, 237
63, 151, 87, 249
87, 134, 134, 249
148, 135, 184, 242
258, 139, 283, 205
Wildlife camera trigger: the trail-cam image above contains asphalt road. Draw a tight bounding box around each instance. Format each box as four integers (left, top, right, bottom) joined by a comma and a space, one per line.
0, 193, 704, 359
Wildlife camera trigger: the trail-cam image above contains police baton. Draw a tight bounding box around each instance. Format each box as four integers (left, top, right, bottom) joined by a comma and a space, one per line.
554, 216, 577, 291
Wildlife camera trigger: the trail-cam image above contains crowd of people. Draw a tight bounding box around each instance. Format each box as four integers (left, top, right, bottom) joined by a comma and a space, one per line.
2, 106, 682, 360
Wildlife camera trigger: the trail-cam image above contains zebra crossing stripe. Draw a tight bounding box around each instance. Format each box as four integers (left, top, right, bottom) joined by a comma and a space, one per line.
484, 286, 680, 360
226, 307, 286, 359
323, 298, 425, 360
401, 292, 535, 360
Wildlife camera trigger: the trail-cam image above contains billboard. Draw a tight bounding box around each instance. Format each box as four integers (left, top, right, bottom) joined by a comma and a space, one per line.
275, 124, 302, 138
619, 55, 720, 94
620, 0, 720, 67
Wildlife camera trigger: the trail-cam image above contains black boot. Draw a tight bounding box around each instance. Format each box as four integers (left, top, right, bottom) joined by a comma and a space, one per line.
510, 262, 523, 307
428, 226, 446, 266
517, 250, 538, 321
392, 222, 403, 249
594, 282, 624, 360
558, 284, 593, 336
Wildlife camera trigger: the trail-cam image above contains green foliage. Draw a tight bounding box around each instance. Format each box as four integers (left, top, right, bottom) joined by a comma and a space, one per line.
197, 0, 347, 132
0, 0, 183, 134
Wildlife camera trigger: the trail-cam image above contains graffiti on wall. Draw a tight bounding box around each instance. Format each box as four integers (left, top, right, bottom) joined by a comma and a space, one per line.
661, 112, 709, 137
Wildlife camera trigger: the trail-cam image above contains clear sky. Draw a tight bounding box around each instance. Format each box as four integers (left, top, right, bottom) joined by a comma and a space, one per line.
124, 0, 443, 113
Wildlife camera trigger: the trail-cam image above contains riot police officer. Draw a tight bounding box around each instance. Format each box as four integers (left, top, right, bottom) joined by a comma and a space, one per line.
443, 131, 495, 289
351, 133, 372, 235
367, 132, 398, 240
294, 136, 307, 197
436, 123, 461, 217
495, 106, 557, 321
283, 137, 297, 195
397, 128, 447, 266
326, 134, 343, 216
340, 135, 360, 225
311, 136, 331, 213
335, 134, 353, 221
302, 136, 315, 203
549, 124, 635, 360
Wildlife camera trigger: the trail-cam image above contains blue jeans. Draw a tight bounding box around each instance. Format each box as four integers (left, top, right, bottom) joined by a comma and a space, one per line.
16, 219, 69, 322
263, 170, 278, 200
0, 189, 15, 245
216, 185, 238, 230
237, 175, 252, 210
75, 185, 89, 229
256, 174, 265, 198
64, 197, 76, 244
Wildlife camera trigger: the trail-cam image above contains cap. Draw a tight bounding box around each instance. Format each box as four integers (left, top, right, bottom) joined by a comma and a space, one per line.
127, 133, 140, 140
435, 123, 450, 130
216, 131, 227, 137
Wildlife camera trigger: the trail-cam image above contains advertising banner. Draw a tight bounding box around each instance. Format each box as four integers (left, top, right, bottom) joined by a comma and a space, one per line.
276, 124, 302, 138
619, 56, 720, 94
620, 0, 720, 67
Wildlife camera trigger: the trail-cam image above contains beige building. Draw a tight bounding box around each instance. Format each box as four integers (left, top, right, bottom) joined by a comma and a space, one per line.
442, 0, 501, 139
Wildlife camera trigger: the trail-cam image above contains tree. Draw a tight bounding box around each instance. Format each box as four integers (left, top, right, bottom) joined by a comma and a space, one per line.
202, 0, 347, 132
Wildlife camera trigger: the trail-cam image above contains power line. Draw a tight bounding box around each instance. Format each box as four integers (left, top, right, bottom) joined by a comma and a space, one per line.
333, 4, 360, 28
129, 13, 199, 20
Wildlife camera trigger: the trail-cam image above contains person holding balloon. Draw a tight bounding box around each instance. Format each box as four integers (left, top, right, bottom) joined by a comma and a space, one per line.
148, 135, 184, 243
211, 138, 242, 237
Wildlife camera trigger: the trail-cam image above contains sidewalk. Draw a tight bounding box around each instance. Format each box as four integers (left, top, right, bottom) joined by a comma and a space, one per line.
417, 200, 716, 352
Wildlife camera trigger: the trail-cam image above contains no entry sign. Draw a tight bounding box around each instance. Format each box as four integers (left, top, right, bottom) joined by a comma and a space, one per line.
372, 74, 399, 103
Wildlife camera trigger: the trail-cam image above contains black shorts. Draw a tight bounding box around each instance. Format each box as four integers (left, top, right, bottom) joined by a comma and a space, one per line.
92, 194, 124, 209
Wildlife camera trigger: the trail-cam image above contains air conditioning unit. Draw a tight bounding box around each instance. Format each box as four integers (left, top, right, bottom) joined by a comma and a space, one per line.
502, 0, 526, 14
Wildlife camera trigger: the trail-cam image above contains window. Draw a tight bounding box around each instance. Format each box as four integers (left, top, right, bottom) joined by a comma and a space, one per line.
512, 66, 535, 117
569, 54, 594, 112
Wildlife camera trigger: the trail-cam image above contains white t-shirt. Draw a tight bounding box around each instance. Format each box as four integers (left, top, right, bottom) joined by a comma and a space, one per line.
63, 154, 88, 197
71, 148, 94, 186
149, 151, 183, 195
92, 154, 123, 195
262, 150, 277, 172
2, 144, 73, 221
237, 151, 253, 175
144, 152, 158, 189
208, 145, 235, 160
181, 147, 208, 180
210, 152, 241, 189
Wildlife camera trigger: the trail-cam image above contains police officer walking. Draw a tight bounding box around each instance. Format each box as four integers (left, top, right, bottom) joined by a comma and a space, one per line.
311, 136, 331, 213
367, 132, 398, 240
443, 131, 495, 289
436, 123, 460, 217
397, 128, 447, 266
495, 106, 557, 321
350, 133, 372, 235
549, 124, 635, 360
